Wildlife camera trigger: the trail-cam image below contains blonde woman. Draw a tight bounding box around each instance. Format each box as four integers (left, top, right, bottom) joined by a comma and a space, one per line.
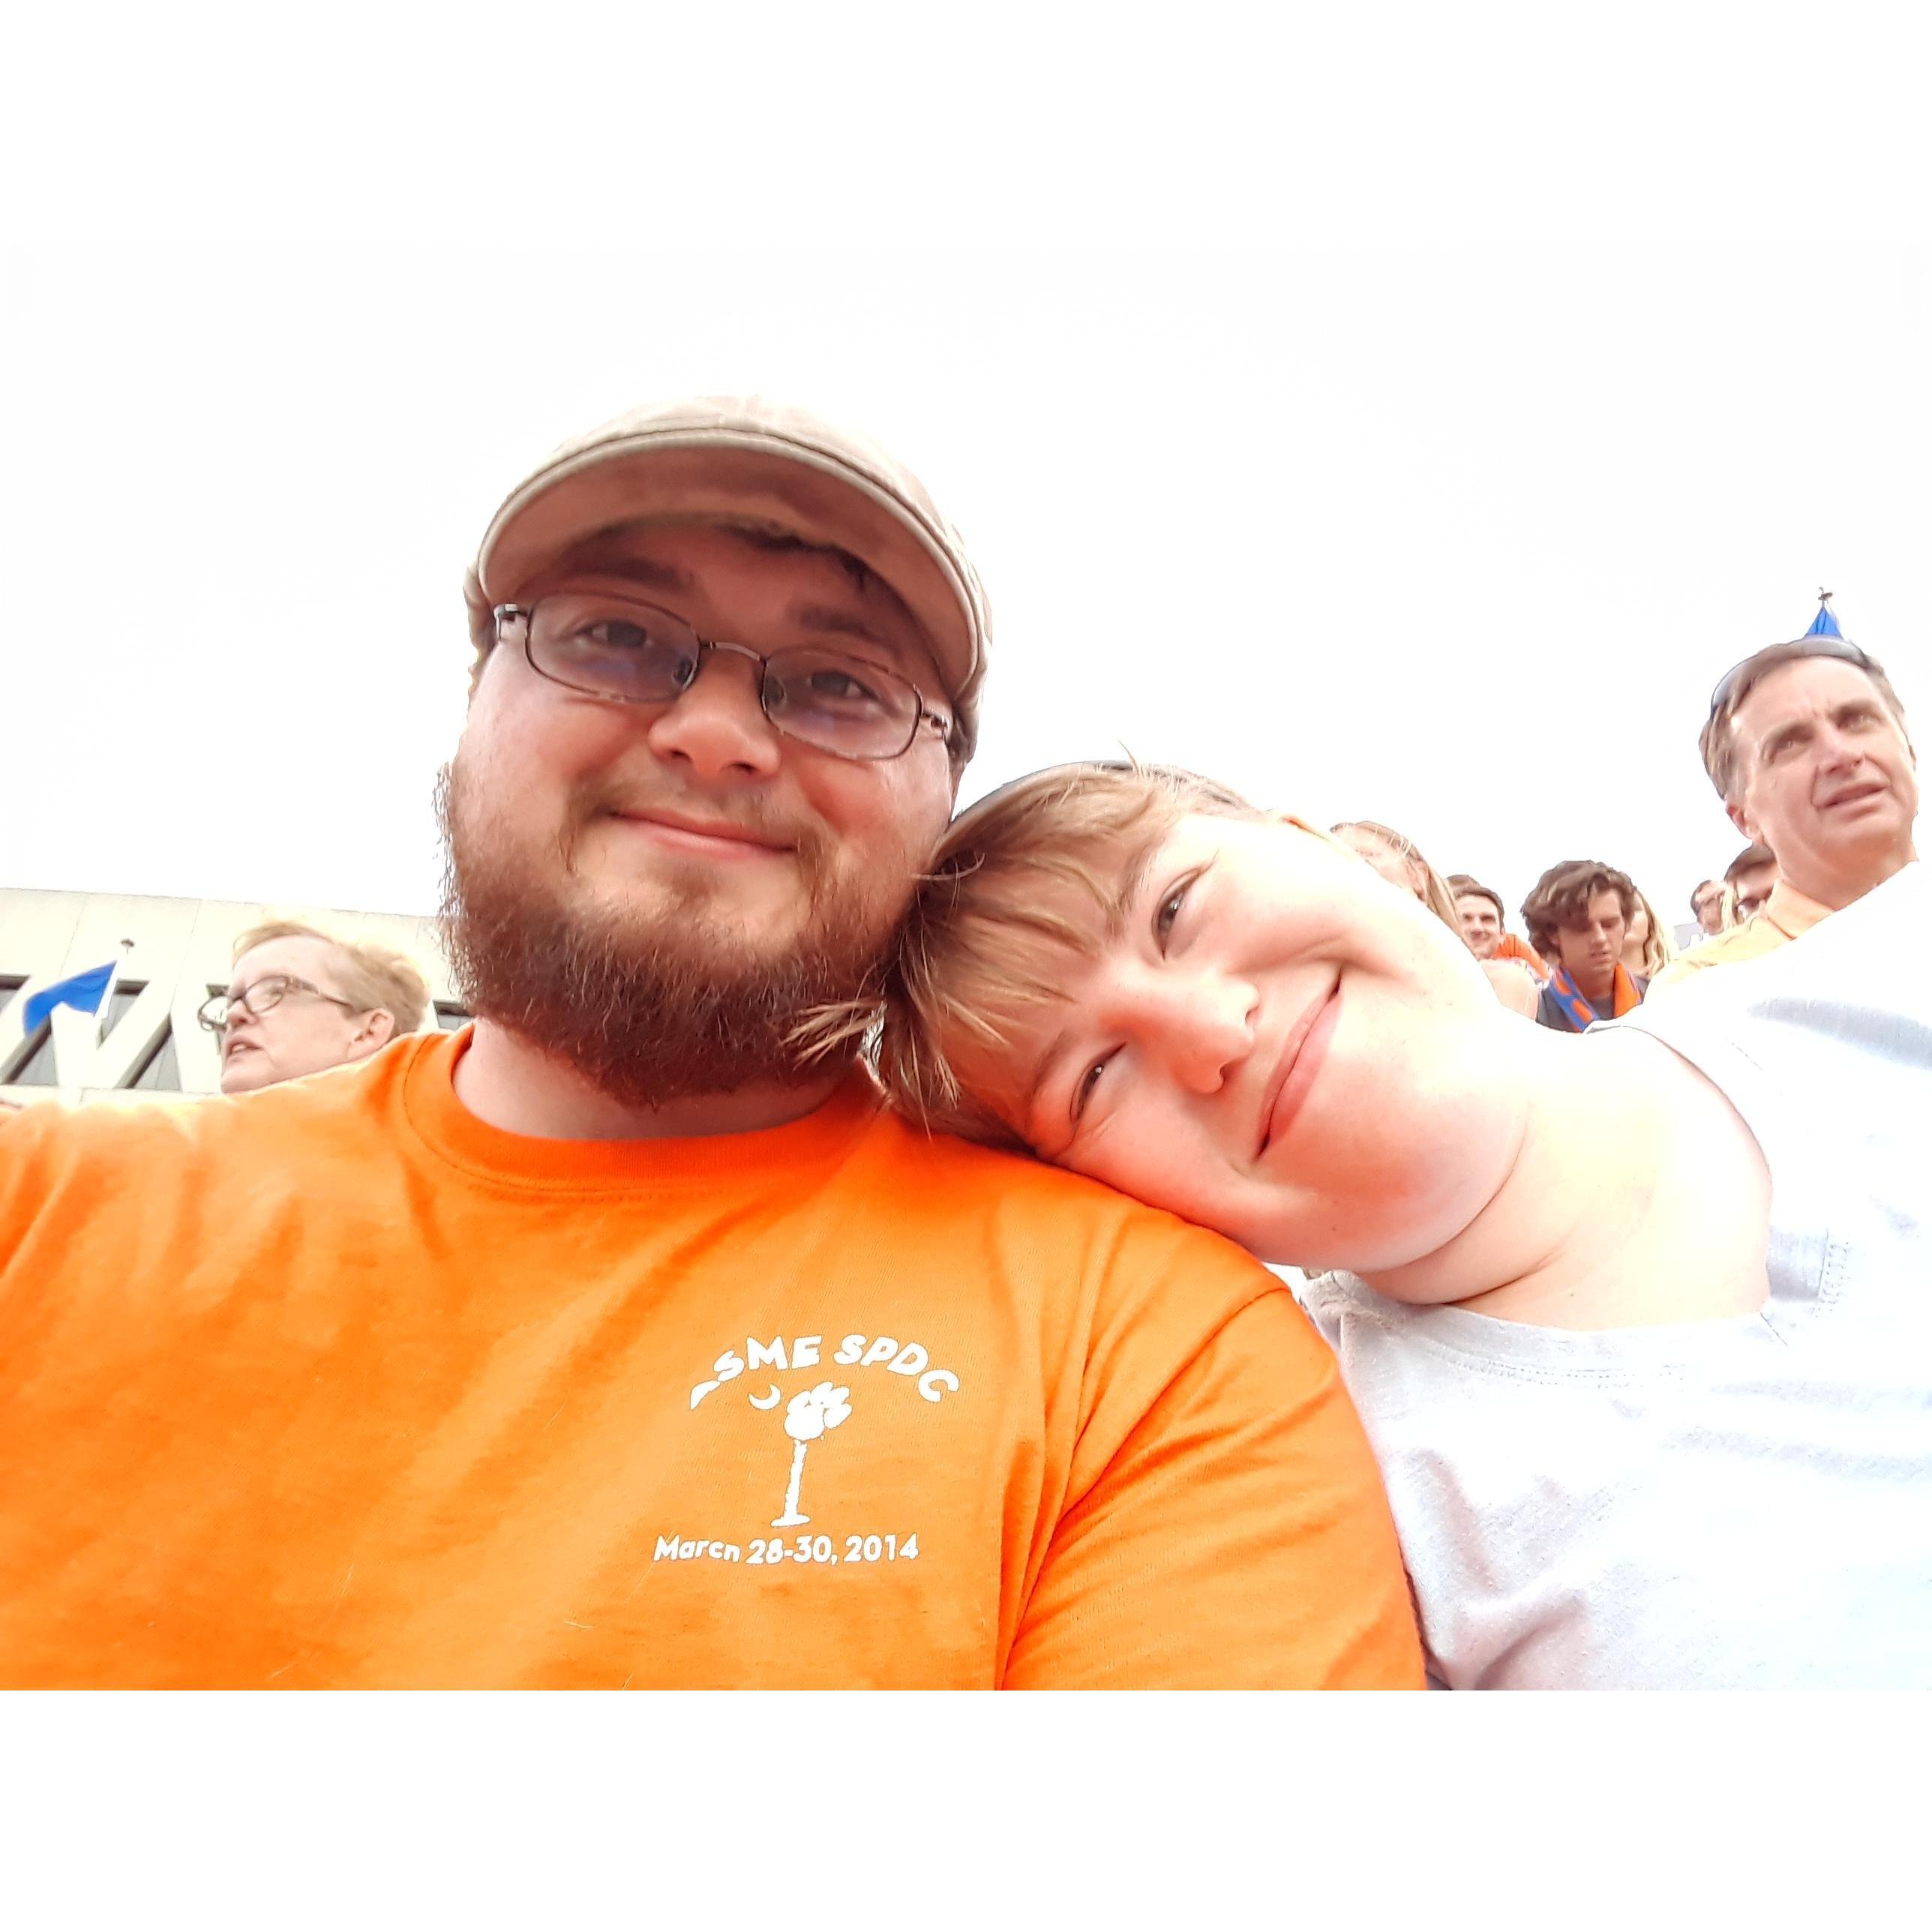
1620, 886, 1677, 980
1331, 821, 1540, 1018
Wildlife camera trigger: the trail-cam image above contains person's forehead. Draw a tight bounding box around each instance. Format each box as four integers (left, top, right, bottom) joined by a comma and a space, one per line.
233, 934, 341, 988
1740, 653, 1888, 726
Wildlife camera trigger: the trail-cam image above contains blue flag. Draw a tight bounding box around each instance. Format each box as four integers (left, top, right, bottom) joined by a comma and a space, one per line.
1805, 596, 1842, 639
22, 962, 118, 1036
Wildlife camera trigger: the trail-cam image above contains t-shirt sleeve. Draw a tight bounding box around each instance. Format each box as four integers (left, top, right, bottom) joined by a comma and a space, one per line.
1000, 1281, 1424, 1689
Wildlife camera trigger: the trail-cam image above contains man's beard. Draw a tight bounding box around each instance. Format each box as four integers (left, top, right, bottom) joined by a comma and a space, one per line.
436, 761, 896, 1109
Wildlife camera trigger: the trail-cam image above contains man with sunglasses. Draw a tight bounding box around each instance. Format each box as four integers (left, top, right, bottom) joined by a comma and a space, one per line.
1652, 596, 1918, 992
204, 920, 432, 1094
0, 398, 1420, 1690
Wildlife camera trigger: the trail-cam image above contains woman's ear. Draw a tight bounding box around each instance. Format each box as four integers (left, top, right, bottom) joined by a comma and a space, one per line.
351, 1009, 398, 1058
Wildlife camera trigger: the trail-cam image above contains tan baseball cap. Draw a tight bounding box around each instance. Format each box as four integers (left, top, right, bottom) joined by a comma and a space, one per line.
466, 395, 990, 760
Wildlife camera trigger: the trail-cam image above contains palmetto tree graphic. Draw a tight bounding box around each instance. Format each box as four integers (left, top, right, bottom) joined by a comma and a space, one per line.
771, 1382, 852, 1528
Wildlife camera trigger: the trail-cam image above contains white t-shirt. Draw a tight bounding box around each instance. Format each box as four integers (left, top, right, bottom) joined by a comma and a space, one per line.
1302, 862, 1930, 1688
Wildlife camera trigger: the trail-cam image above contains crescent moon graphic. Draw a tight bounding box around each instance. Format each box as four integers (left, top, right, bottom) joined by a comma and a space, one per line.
748, 1384, 782, 1410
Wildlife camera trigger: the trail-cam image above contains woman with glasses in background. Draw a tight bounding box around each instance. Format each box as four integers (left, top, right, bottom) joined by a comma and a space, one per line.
199, 921, 431, 1095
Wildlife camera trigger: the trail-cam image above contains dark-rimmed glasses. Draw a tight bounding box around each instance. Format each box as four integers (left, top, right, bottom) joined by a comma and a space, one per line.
1707, 637, 1876, 721
196, 975, 367, 1034
495, 592, 952, 762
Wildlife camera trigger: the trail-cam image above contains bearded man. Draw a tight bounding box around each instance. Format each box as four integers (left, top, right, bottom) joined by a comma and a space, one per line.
0, 398, 1419, 1689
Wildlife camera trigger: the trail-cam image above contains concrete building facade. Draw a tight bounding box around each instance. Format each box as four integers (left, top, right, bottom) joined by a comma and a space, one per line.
2, 888, 462, 1108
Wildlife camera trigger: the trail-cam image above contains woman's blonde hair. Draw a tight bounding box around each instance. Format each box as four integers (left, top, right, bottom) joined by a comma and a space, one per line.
1328, 820, 1464, 935
1624, 886, 1677, 978
232, 919, 434, 1035
807, 760, 1260, 1148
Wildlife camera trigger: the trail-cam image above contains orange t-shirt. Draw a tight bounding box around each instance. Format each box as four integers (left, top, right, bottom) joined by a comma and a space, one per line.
0, 1030, 1421, 1689
1494, 933, 1548, 979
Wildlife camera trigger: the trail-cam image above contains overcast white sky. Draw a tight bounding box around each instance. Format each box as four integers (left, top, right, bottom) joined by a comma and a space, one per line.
4, 15, 1930, 939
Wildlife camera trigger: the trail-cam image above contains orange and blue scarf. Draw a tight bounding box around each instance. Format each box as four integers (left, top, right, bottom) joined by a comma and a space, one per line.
1545, 962, 1642, 1032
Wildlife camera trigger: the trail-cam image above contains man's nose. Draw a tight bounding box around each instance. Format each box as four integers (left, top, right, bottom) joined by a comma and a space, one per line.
1132, 971, 1258, 1096
1813, 722, 1868, 773
644, 646, 782, 781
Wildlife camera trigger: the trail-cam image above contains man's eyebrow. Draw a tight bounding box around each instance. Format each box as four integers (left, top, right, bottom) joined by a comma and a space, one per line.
785, 602, 896, 653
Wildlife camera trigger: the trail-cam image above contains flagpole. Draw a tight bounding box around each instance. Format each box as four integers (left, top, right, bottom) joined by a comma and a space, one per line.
94, 938, 137, 1050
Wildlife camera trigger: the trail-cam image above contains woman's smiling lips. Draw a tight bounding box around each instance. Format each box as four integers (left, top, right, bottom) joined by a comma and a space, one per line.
1256, 979, 1342, 1158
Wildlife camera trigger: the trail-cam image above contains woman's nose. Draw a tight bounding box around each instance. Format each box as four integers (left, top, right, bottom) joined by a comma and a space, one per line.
1132, 972, 1258, 1096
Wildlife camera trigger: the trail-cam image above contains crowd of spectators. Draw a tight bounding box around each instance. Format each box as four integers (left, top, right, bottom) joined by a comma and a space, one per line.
1366, 593, 1920, 1034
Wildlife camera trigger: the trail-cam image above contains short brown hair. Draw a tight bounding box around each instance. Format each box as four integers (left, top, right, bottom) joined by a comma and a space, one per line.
1698, 643, 1912, 802
1520, 862, 1637, 959
232, 920, 434, 1035
1447, 874, 1504, 920
1724, 842, 1774, 886
826, 761, 1260, 1148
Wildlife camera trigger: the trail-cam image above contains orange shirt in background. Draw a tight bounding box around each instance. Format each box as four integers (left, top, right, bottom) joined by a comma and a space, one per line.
0, 1030, 1421, 1689
1494, 932, 1549, 979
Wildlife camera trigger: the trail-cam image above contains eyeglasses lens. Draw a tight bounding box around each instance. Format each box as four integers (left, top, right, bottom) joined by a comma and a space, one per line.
763, 650, 918, 758
200, 976, 296, 1032
530, 597, 701, 704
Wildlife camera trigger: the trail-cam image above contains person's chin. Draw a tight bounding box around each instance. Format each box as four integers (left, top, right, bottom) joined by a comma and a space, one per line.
220, 1056, 273, 1094
602, 869, 809, 941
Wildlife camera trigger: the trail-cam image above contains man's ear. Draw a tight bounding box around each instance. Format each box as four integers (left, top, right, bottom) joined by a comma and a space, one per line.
1726, 796, 1756, 842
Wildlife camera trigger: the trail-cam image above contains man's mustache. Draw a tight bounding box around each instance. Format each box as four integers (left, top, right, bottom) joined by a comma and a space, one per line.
570, 779, 808, 847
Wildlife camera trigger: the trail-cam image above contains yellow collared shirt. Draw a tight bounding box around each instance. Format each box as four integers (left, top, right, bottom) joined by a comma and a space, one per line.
1649, 878, 1834, 992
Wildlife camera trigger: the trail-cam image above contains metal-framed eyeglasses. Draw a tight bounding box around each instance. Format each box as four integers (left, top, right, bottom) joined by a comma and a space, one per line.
196, 975, 368, 1034
1707, 637, 1877, 721
494, 592, 953, 763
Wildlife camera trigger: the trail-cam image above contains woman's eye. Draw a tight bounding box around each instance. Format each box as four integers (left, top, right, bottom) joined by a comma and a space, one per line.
1154, 874, 1196, 948
1072, 1054, 1114, 1122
